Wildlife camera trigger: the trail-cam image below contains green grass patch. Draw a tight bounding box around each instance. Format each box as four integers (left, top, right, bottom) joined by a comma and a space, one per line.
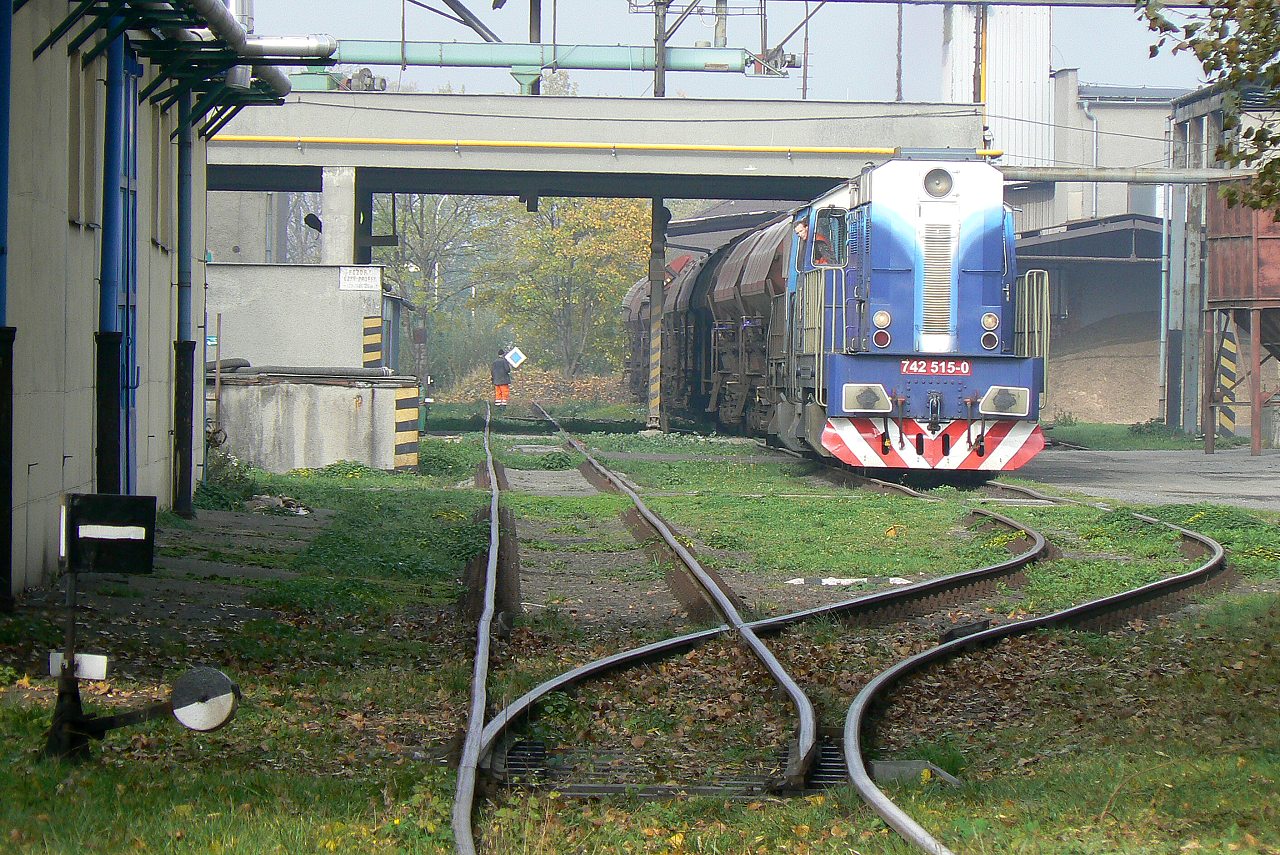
503, 492, 633, 521
645, 492, 1009, 579
1047, 420, 1248, 450
1138, 503, 1280, 578
582, 431, 767, 456
605, 457, 829, 494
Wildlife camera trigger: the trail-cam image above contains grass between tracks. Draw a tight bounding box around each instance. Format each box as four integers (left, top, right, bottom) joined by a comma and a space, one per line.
1046, 420, 1249, 451
0, 429, 1277, 853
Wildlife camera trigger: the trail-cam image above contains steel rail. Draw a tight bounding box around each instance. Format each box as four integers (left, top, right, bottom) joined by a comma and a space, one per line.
478, 445, 1047, 777
451, 404, 502, 855
532, 402, 819, 786
843, 509, 1227, 855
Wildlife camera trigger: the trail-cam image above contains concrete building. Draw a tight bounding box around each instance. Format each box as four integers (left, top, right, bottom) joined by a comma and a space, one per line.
1, 1, 311, 603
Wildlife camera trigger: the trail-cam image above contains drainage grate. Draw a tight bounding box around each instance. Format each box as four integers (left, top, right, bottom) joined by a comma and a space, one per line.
503, 739, 548, 784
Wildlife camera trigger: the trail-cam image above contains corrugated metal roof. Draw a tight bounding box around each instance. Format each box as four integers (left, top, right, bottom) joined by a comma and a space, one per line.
1078, 84, 1190, 103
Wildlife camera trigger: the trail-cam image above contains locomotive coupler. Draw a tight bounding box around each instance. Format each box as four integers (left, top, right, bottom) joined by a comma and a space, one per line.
893, 395, 908, 449
927, 391, 943, 433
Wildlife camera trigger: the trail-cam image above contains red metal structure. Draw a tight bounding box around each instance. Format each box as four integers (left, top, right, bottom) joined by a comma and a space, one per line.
1204, 180, 1280, 455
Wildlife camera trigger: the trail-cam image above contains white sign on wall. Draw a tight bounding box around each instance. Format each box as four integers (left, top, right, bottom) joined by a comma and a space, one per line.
339, 266, 382, 292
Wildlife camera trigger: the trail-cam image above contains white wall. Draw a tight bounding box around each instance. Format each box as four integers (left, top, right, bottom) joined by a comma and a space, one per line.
6, 1, 207, 594
205, 263, 383, 368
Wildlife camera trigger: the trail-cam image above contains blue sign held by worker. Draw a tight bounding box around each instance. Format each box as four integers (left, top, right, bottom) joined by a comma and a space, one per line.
504, 346, 527, 369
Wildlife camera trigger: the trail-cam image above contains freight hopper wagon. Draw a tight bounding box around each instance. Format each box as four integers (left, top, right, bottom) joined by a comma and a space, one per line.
625, 150, 1050, 473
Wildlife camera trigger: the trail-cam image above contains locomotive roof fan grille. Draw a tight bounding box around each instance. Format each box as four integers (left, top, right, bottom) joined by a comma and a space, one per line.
922, 224, 955, 335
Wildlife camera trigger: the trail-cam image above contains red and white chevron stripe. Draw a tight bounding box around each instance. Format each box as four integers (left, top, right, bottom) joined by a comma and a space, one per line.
821, 417, 1045, 471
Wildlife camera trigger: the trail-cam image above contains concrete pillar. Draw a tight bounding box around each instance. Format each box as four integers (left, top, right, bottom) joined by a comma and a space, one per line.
320, 166, 357, 265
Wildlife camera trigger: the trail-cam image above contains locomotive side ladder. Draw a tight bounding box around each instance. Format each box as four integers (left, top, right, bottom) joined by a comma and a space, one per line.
1014, 270, 1051, 412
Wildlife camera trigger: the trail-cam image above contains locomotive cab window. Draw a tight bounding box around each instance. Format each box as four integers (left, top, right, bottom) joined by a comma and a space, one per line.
807, 208, 846, 268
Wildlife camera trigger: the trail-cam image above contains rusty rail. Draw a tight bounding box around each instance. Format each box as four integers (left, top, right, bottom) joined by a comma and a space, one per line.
452, 405, 502, 855
843, 502, 1228, 855
480, 416, 1049, 786
531, 402, 818, 785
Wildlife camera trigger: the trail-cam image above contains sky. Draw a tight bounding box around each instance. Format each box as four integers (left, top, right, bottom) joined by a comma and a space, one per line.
252, 0, 1207, 102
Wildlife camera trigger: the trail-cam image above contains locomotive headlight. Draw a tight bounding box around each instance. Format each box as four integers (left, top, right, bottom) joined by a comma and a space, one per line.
981, 312, 1000, 331
924, 168, 954, 198
872, 310, 892, 329
979, 386, 1031, 417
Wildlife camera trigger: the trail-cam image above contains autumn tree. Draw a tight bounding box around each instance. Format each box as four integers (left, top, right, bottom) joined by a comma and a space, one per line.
372, 194, 510, 385
1143, 0, 1280, 208
473, 197, 649, 377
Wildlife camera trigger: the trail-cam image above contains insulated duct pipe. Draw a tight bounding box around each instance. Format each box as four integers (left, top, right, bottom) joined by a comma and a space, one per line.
331, 40, 780, 73
1001, 166, 1251, 184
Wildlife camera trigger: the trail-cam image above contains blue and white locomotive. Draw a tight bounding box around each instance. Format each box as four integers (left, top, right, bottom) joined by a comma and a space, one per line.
626, 149, 1048, 473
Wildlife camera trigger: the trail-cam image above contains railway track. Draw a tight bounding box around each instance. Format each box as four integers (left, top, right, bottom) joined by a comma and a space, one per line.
454, 415, 1231, 855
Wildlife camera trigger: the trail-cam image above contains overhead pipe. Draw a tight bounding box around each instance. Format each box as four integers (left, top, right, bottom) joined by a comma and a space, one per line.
1001, 166, 1251, 184
1080, 99, 1099, 216
331, 39, 788, 74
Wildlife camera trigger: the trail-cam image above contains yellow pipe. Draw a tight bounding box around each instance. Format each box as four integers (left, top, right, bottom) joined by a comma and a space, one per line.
217, 134, 1003, 158
979, 6, 989, 116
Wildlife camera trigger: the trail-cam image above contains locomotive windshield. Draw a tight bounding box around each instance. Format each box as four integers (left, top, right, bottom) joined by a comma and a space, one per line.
797, 207, 846, 269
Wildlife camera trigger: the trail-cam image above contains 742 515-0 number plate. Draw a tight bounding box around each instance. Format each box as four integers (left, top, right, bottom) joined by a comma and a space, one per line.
900, 359, 972, 376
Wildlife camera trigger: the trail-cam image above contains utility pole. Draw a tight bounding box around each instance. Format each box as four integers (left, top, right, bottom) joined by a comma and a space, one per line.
648, 0, 669, 429
529, 0, 541, 94
896, 3, 904, 102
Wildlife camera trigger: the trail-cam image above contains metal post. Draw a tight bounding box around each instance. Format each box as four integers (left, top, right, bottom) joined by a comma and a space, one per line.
895, 3, 903, 102
45, 564, 89, 759
529, 0, 541, 95
173, 342, 195, 517
653, 1, 667, 98
97, 35, 125, 494
1202, 311, 1215, 454
1250, 308, 1262, 456
0, 328, 14, 612
96, 332, 122, 492
173, 93, 194, 518
647, 199, 666, 429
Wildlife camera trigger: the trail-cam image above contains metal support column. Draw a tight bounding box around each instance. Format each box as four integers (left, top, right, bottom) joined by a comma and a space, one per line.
647, 199, 666, 430
0, 329, 13, 612
1202, 311, 1215, 454
653, 1, 667, 98
1250, 308, 1263, 456
0, 1, 13, 611
173, 93, 194, 518
529, 0, 541, 94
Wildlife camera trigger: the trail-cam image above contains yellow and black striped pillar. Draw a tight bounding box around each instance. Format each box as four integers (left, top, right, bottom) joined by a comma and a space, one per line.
363, 316, 383, 368
1216, 327, 1238, 438
394, 386, 420, 471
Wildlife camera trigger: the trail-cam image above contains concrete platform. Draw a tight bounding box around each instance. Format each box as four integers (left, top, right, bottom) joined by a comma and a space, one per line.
1017, 447, 1280, 512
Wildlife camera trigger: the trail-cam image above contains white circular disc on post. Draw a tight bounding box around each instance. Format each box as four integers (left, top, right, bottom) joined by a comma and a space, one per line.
171, 667, 240, 732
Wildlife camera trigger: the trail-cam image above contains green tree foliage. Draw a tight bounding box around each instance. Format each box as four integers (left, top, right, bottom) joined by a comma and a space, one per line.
1143, 0, 1280, 208
372, 194, 510, 386
474, 197, 649, 376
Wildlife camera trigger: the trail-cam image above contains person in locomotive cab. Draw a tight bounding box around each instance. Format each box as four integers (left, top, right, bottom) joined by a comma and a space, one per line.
794, 220, 832, 265
491, 349, 513, 407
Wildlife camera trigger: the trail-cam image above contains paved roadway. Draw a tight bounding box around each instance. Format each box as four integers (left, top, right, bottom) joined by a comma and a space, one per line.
1017, 447, 1280, 512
